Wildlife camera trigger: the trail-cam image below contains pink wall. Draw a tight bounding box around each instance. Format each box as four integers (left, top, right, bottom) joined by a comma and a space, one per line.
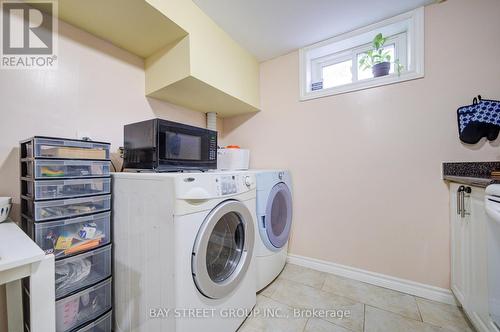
222, 0, 500, 288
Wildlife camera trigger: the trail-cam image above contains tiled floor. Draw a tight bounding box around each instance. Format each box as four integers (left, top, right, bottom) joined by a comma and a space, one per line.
238, 264, 475, 332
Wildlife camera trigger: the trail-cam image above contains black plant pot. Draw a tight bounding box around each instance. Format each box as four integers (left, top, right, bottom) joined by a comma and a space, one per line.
372, 62, 391, 77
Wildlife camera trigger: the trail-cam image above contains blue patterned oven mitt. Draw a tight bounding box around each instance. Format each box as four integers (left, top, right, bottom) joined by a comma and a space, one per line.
457, 96, 500, 144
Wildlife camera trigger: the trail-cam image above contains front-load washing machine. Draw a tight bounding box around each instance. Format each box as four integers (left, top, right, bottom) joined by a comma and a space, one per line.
112, 171, 257, 332
252, 170, 293, 291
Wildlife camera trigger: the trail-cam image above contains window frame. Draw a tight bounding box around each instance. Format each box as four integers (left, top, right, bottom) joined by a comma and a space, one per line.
299, 7, 424, 100
312, 51, 352, 89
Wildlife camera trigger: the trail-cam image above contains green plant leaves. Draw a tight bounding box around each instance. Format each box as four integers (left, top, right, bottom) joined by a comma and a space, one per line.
358, 54, 371, 70
358, 32, 394, 70
372, 33, 387, 50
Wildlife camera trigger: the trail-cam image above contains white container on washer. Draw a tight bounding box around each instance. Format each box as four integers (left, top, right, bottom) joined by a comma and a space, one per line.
217, 147, 250, 170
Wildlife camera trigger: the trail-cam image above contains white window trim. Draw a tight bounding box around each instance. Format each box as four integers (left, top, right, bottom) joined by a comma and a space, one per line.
313, 33, 407, 89
299, 7, 424, 101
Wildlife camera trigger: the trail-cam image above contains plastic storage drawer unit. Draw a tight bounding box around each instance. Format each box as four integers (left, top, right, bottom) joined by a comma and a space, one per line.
55, 278, 112, 332
21, 137, 110, 160
22, 178, 111, 200
22, 160, 111, 179
75, 310, 112, 332
55, 245, 112, 299
22, 212, 111, 258
22, 194, 111, 221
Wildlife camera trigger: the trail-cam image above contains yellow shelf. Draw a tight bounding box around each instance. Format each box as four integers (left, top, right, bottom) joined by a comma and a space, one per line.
46, 0, 260, 117
57, 0, 187, 58
148, 76, 259, 117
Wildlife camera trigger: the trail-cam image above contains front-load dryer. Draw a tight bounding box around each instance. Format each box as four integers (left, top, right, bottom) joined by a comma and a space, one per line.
252, 170, 293, 291
112, 171, 257, 332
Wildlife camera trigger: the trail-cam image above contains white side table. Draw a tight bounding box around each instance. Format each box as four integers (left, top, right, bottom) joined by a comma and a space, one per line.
0, 220, 55, 332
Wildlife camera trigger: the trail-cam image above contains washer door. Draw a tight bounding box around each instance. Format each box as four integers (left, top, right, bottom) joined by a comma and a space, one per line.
192, 200, 255, 299
264, 183, 293, 249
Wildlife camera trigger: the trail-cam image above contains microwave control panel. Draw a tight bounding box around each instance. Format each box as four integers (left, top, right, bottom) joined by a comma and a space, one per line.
209, 134, 217, 160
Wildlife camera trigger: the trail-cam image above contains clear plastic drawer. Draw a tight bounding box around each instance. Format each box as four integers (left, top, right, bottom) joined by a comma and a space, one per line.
75, 310, 112, 332
22, 212, 111, 258
23, 194, 111, 221
55, 245, 112, 299
22, 160, 111, 179
22, 178, 111, 200
55, 278, 112, 332
23, 137, 110, 160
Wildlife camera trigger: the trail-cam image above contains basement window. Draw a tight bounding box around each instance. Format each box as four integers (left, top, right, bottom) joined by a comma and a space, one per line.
299, 7, 424, 100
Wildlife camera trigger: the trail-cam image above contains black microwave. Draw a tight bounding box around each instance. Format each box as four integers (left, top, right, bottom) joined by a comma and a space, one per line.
123, 119, 217, 171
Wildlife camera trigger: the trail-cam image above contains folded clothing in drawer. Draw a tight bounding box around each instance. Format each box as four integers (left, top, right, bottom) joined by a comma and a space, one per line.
22, 178, 111, 201
22, 137, 110, 160
55, 245, 112, 299
55, 278, 112, 332
22, 160, 111, 179
22, 212, 111, 258
22, 195, 111, 221
74, 310, 112, 332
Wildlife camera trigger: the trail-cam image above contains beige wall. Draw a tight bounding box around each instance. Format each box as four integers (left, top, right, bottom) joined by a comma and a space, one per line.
1, 1, 499, 328
222, 0, 500, 289
0, 18, 207, 331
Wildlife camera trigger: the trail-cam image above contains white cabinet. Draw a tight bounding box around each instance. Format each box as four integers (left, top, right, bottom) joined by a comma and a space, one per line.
449, 183, 497, 332
450, 182, 467, 304
470, 189, 493, 331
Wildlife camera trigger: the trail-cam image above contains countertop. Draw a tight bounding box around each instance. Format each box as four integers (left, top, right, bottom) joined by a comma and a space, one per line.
443, 161, 500, 188
0, 219, 45, 272
443, 175, 496, 188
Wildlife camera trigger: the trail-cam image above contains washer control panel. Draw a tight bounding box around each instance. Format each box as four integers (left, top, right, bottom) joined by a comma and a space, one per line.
244, 175, 253, 187
176, 173, 255, 199
213, 173, 255, 196
217, 175, 238, 195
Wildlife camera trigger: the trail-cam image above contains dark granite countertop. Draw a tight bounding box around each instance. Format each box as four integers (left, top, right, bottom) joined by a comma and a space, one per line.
443, 161, 500, 188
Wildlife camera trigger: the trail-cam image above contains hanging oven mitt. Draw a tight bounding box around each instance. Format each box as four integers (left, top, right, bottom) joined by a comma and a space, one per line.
457, 96, 500, 144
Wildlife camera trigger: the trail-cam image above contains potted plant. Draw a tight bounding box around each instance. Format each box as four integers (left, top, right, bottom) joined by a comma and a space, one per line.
358, 33, 400, 78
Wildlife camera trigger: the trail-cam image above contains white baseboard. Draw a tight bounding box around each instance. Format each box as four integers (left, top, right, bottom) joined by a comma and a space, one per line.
287, 254, 457, 306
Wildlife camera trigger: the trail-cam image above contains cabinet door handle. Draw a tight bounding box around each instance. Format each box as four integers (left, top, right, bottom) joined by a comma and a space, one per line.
457, 186, 464, 216
463, 186, 471, 218
460, 190, 465, 218
459, 186, 471, 218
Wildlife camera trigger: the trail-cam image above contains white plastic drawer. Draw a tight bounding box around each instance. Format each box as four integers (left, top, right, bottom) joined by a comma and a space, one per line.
22, 160, 111, 179
75, 310, 112, 332
29, 137, 110, 160
55, 278, 112, 332
25, 195, 111, 221
55, 245, 112, 299
22, 212, 111, 258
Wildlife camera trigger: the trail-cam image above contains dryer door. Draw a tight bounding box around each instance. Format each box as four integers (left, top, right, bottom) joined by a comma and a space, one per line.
263, 182, 293, 249
192, 200, 255, 299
